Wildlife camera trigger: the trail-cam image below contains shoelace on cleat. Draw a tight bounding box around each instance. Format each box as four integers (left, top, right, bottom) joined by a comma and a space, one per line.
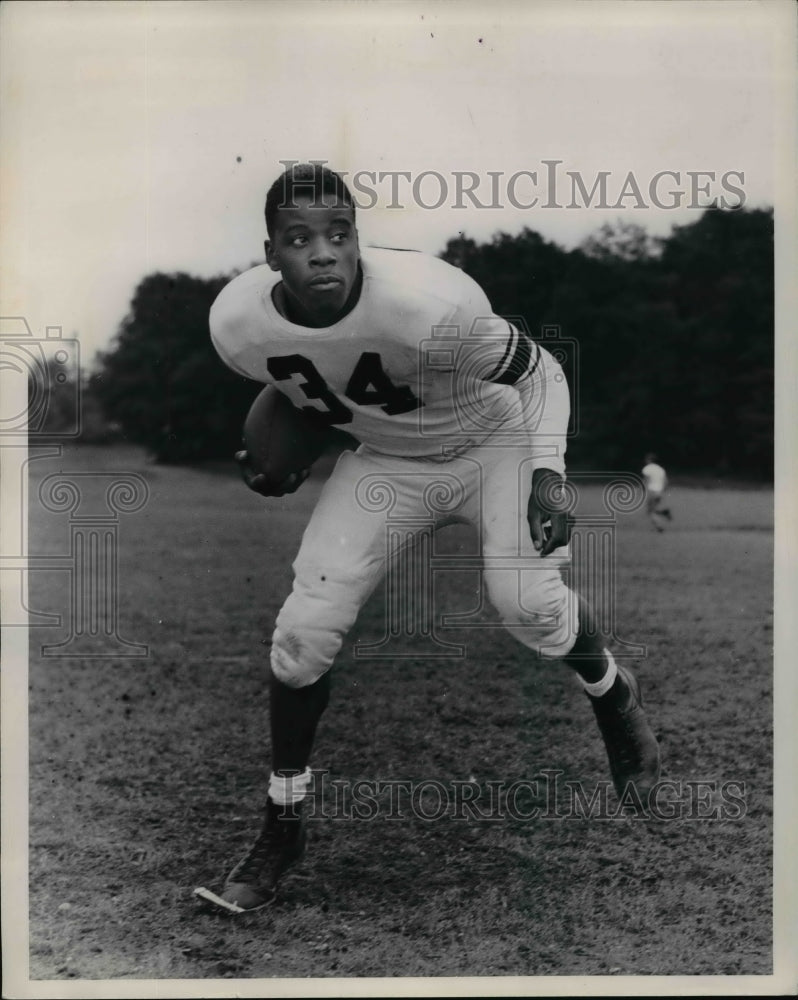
607, 712, 645, 772
594, 695, 646, 773
234, 826, 283, 883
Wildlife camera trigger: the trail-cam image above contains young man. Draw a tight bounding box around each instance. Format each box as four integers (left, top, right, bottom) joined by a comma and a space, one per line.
195, 164, 660, 914
642, 453, 672, 532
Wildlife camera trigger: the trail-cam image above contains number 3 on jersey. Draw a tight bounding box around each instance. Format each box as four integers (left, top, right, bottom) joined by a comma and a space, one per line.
266, 352, 421, 425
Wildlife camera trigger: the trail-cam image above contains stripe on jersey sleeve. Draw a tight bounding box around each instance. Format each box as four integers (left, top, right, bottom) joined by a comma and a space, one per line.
485, 324, 541, 385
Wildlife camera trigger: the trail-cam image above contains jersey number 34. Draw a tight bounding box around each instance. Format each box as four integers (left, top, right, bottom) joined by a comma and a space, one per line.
267, 352, 421, 425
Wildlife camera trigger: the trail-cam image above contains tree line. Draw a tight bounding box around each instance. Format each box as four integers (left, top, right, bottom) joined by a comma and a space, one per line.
88, 205, 773, 478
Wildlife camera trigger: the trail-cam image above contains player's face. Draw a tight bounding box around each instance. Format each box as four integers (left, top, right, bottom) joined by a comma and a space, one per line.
266, 194, 360, 326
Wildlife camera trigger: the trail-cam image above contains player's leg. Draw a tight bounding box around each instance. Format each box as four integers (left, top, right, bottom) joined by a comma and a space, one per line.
647, 491, 666, 531
195, 670, 333, 913
199, 450, 389, 911
560, 594, 660, 799
196, 449, 428, 912
472, 448, 660, 799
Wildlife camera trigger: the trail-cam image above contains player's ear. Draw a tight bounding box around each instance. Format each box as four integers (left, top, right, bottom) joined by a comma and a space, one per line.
265, 240, 280, 271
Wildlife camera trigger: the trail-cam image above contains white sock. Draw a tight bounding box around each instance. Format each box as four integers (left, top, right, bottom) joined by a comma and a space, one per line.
268, 768, 312, 806
578, 649, 618, 698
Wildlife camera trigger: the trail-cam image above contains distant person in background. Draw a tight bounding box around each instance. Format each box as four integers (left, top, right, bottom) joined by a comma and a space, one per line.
642, 453, 672, 532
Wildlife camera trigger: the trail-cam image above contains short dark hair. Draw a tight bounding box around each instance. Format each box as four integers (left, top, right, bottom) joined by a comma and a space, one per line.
264, 163, 355, 238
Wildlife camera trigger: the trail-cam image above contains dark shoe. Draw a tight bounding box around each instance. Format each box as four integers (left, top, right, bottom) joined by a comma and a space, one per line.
589, 665, 661, 801
194, 798, 306, 913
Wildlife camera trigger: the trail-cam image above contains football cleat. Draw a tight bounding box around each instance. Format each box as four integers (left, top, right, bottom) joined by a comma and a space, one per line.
589, 664, 661, 802
194, 798, 306, 913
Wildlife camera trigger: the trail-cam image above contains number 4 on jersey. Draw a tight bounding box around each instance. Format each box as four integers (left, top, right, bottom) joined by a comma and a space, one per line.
345, 352, 421, 415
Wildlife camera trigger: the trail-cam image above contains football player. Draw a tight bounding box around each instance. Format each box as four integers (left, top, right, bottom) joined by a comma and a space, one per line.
642, 453, 672, 531
194, 163, 660, 913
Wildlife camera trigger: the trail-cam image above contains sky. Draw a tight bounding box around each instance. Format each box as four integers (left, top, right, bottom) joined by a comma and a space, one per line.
0, 0, 792, 367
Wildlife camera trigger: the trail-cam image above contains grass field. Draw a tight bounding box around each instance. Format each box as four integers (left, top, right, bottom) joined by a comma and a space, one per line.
25, 444, 773, 982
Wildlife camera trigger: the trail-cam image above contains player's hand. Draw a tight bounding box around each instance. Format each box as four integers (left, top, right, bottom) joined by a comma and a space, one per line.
234, 450, 311, 497
527, 468, 573, 556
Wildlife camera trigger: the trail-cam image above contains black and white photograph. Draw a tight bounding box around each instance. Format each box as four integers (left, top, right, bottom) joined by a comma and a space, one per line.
1, 1, 796, 996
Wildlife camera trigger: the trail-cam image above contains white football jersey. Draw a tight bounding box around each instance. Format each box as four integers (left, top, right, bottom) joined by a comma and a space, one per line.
642, 463, 667, 493
210, 248, 568, 470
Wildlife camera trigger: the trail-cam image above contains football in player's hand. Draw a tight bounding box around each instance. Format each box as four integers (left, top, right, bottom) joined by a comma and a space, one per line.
242, 386, 339, 490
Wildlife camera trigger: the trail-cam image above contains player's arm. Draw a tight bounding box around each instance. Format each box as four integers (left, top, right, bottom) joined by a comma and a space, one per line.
451, 282, 572, 555
467, 324, 571, 554
511, 345, 572, 555
448, 277, 569, 472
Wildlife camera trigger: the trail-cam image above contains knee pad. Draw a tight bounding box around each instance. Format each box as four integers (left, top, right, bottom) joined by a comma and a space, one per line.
484, 567, 579, 658
270, 572, 365, 688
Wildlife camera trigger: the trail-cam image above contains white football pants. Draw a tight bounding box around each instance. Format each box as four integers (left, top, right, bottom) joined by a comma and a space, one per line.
270, 443, 579, 687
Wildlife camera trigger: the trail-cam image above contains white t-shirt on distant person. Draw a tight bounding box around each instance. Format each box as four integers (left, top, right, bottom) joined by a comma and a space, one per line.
642, 462, 667, 494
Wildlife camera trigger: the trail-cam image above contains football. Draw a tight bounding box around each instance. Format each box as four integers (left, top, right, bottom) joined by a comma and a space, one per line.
242, 386, 340, 486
